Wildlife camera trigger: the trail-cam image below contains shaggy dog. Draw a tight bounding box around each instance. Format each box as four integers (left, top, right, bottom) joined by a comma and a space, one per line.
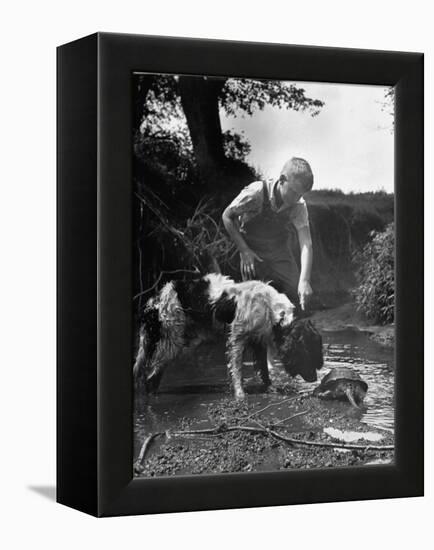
133, 273, 323, 399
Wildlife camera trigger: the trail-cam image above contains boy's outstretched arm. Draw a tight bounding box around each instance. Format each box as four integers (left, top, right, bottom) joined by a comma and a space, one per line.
296, 224, 313, 309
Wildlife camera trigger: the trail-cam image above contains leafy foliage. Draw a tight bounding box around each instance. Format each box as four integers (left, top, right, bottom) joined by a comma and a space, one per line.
378, 86, 395, 133
134, 125, 196, 185
134, 78, 196, 185
220, 79, 324, 117
222, 129, 251, 161
382, 87, 395, 119
134, 75, 323, 184
352, 223, 394, 324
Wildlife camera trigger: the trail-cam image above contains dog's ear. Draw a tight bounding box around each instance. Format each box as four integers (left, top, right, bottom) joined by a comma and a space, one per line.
306, 320, 324, 370
293, 304, 306, 320
296, 320, 323, 368
274, 319, 324, 381
272, 316, 303, 346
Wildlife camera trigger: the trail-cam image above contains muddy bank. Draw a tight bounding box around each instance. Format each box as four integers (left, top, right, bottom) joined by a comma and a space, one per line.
310, 302, 394, 347
135, 393, 394, 477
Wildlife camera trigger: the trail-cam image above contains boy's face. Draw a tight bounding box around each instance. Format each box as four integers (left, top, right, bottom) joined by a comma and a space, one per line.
278, 173, 307, 207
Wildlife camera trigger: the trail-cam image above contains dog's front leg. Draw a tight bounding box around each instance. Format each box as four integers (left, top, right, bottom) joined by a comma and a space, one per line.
227, 331, 247, 400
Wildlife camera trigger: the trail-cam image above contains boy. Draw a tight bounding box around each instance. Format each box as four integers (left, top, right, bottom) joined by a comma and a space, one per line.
222, 157, 314, 311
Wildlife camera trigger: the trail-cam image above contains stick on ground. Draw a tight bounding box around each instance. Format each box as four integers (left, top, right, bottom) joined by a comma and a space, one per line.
168, 425, 394, 451
134, 432, 163, 474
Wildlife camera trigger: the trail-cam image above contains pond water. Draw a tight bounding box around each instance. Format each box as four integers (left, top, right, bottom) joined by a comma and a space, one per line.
290, 329, 395, 432
134, 328, 394, 458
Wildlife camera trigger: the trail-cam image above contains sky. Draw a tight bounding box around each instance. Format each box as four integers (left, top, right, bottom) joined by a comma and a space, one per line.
220, 81, 394, 193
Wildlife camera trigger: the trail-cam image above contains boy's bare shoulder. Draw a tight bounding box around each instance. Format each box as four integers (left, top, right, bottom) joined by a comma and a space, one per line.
226, 180, 263, 215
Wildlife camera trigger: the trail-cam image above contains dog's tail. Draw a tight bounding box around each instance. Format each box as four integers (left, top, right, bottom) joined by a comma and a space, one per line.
133, 305, 161, 383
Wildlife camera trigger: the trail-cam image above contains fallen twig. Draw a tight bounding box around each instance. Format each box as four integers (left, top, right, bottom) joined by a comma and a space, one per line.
171, 425, 262, 436
239, 396, 301, 425
262, 429, 394, 451
168, 425, 394, 452
134, 432, 163, 474
273, 409, 309, 426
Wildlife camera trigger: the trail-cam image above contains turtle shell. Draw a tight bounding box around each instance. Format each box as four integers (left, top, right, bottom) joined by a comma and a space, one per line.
318, 367, 368, 392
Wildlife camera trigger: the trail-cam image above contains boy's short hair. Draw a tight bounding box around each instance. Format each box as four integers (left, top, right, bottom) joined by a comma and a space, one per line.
281, 157, 314, 191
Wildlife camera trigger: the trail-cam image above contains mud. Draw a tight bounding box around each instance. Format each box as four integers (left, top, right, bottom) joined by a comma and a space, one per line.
135, 393, 394, 477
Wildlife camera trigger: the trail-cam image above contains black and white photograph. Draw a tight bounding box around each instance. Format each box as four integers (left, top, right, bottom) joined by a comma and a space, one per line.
1, 0, 428, 539
132, 73, 395, 477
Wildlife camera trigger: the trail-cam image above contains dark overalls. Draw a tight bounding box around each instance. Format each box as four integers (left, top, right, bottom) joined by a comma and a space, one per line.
241, 181, 301, 308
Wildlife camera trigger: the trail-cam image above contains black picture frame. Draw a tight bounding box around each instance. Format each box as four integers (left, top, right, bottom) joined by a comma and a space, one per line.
57, 32, 424, 517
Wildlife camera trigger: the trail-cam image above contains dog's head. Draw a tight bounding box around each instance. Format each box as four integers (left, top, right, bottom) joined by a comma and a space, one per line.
273, 319, 323, 382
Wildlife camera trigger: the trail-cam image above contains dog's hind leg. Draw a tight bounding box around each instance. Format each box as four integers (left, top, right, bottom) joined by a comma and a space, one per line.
133, 304, 164, 388
250, 341, 271, 388
144, 333, 185, 394
133, 327, 147, 385
145, 363, 167, 393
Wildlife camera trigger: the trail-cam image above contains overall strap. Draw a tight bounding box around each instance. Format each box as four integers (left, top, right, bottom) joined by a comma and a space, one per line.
262, 180, 272, 212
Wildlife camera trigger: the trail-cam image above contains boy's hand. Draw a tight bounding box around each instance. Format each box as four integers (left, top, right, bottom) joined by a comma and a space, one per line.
240, 249, 262, 280
298, 279, 313, 311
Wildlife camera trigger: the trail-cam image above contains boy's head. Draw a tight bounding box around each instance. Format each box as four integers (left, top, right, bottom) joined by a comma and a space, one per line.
278, 157, 314, 206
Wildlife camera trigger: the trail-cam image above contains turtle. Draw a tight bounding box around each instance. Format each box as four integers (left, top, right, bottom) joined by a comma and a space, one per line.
313, 367, 368, 408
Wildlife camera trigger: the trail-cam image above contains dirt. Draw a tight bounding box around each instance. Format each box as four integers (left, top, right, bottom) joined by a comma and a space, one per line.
135, 393, 394, 477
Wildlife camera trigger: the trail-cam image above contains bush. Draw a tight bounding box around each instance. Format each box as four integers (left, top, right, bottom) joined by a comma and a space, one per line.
352, 223, 394, 324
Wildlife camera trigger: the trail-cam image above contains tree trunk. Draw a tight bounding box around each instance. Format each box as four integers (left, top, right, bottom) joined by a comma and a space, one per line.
178, 76, 226, 185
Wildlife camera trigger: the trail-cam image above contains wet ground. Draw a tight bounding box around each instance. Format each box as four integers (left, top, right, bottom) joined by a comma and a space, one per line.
133, 312, 395, 477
